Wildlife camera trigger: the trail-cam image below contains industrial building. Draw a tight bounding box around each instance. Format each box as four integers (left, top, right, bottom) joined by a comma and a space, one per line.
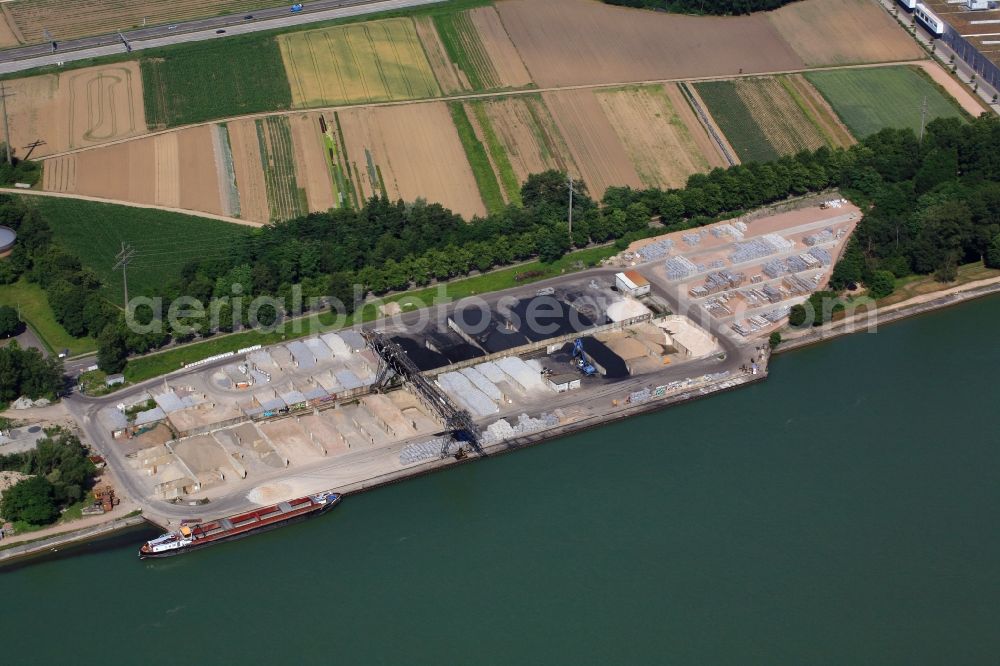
919, 0, 1000, 89
616, 271, 651, 297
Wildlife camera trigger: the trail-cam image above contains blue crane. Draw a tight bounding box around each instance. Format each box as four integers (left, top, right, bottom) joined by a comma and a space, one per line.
572, 339, 597, 377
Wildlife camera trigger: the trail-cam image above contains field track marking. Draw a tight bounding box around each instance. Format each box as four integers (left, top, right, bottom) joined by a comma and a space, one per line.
41, 58, 936, 161
0, 187, 263, 227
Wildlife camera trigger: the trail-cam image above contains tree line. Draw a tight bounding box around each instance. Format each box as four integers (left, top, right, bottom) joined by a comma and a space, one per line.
0, 343, 62, 406
3, 116, 1000, 375
600, 0, 800, 15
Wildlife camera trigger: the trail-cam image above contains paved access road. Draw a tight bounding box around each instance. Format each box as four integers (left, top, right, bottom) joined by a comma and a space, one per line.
0, 0, 440, 75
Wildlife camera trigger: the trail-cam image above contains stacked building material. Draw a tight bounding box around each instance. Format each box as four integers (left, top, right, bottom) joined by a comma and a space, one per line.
496, 357, 550, 393
809, 247, 832, 265
437, 372, 499, 417
481, 413, 560, 445
763, 258, 787, 278
761, 285, 783, 303
636, 238, 675, 261
399, 437, 461, 465
665, 256, 699, 280
460, 367, 504, 402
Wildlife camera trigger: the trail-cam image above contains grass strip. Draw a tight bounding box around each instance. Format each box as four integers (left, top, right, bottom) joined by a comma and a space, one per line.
470, 101, 521, 205
449, 102, 504, 213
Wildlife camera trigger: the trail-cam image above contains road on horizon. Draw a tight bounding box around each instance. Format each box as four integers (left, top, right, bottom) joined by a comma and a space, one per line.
0, 0, 441, 75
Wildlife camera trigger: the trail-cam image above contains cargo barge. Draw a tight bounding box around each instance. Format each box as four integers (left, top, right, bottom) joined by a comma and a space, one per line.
139, 491, 340, 558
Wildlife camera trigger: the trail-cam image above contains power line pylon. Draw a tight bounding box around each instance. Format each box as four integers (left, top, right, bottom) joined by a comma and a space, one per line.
113, 242, 136, 311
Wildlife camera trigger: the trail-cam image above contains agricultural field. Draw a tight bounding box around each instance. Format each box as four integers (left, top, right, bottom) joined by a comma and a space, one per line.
255, 116, 308, 222
595, 84, 728, 189
278, 18, 439, 108
3, 0, 283, 44
695, 75, 855, 164
24, 196, 251, 304
43, 125, 227, 218
289, 113, 336, 214
805, 66, 967, 138
451, 103, 505, 213
470, 96, 576, 194
141, 34, 291, 128
768, 0, 924, 67
5, 63, 146, 159
336, 102, 486, 218
542, 89, 643, 198
432, 6, 532, 91
228, 119, 270, 223
0, 10, 21, 48
497, 0, 803, 88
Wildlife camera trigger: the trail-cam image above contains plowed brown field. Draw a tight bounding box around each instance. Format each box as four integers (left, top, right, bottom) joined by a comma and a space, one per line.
415, 16, 466, 94
337, 103, 485, 218
6, 63, 146, 159
289, 113, 335, 213
542, 89, 641, 197
178, 125, 224, 216
596, 84, 727, 189
42, 126, 223, 217
228, 119, 269, 224
497, 0, 803, 88
768, 0, 923, 66
5, 0, 278, 44
479, 97, 576, 188
0, 9, 21, 48
467, 6, 532, 89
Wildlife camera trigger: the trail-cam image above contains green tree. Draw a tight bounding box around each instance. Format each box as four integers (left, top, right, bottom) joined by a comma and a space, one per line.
867, 270, 896, 299
97, 324, 128, 374
768, 331, 781, 349
0, 304, 22, 338
986, 233, 1000, 269
0, 476, 59, 525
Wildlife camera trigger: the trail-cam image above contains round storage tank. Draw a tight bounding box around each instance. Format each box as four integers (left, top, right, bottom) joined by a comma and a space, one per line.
0, 225, 15, 257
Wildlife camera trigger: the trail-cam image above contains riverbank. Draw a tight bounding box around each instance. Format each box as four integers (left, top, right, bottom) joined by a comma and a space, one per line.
0, 513, 147, 565
9, 273, 997, 565
776, 275, 1000, 353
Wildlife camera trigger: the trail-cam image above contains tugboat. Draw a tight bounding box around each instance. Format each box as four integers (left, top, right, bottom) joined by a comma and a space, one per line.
140, 491, 340, 559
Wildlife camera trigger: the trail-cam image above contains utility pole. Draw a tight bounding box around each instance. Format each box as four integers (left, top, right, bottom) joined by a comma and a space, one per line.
113, 242, 136, 311
0, 82, 14, 165
567, 174, 574, 241
919, 95, 928, 143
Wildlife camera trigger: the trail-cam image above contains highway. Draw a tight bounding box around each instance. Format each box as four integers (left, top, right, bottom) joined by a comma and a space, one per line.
0, 0, 442, 75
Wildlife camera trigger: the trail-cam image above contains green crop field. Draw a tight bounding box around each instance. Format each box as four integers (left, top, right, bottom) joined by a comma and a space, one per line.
804, 66, 967, 138
140, 33, 292, 129
449, 102, 504, 214
256, 116, 308, 221
694, 81, 779, 164
26, 197, 251, 305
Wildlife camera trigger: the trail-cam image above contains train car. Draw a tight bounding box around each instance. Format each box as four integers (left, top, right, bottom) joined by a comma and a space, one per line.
897, 0, 917, 11
915, 3, 946, 37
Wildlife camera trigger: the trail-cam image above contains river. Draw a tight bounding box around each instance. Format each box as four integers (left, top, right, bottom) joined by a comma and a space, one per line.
4, 296, 999, 665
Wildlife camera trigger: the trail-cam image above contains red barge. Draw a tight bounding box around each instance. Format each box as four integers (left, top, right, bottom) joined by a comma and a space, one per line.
139, 491, 340, 558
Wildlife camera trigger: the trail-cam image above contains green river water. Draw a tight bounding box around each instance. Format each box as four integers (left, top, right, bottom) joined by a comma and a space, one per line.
4, 296, 999, 665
